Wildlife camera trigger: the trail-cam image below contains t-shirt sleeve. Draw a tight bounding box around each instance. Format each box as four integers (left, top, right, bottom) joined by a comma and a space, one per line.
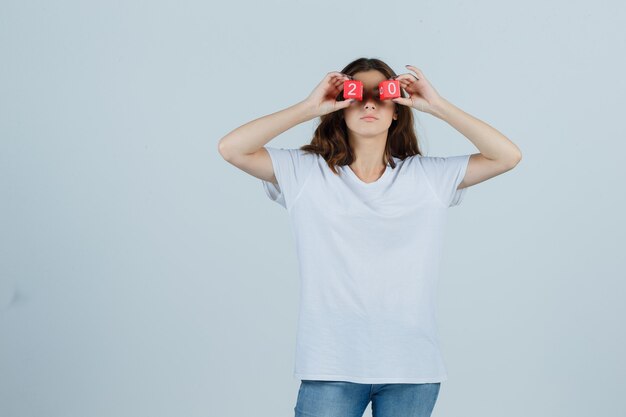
261, 146, 316, 210
418, 154, 471, 207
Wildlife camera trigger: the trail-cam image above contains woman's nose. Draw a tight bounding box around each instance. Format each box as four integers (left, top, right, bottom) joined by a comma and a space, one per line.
363, 95, 377, 108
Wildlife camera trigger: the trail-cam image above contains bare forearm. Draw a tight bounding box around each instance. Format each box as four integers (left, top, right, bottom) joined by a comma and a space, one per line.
218, 100, 317, 158
431, 97, 522, 163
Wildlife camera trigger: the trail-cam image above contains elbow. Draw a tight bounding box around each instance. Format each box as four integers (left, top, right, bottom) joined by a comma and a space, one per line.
217, 138, 232, 160
506, 149, 522, 169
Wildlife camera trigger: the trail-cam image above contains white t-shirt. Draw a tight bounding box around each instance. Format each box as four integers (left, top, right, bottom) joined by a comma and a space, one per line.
261, 146, 470, 384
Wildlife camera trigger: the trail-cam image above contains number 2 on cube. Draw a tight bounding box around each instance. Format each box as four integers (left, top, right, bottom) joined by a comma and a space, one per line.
343, 80, 363, 101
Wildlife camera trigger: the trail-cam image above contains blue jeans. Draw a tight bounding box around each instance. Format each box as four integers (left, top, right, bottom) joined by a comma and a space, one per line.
294, 380, 441, 417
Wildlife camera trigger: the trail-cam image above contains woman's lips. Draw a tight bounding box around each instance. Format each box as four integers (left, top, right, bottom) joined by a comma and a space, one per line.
361, 116, 378, 121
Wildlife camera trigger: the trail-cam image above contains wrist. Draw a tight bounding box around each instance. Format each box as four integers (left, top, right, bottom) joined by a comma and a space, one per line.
295, 99, 320, 121
429, 97, 453, 120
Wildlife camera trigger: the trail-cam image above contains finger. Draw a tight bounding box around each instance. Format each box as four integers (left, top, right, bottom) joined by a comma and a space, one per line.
332, 78, 345, 88
397, 80, 415, 91
391, 97, 412, 107
331, 77, 350, 91
326, 76, 346, 93
332, 83, 346, 95
405, 65, 423, 79
405, 65, 422, 74
396, 73, 420, 83
329, 71, 350, 80
335, 74, 353, 90
395, 74, 419, 83
324, 72, 348, 85
335, 98, 355, 110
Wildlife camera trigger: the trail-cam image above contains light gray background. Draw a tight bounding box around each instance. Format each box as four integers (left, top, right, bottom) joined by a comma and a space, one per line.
1, 0, 624, 416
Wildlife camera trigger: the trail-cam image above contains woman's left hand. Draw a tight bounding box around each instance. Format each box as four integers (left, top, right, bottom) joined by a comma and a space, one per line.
391, 65, 445, 116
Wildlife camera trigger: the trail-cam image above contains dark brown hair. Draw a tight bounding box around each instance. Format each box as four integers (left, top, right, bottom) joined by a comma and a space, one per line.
300, 57, 424, 175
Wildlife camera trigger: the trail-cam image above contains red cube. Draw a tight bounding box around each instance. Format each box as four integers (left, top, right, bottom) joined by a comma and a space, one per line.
343, 80, 363, 100
379, 80, 401, 100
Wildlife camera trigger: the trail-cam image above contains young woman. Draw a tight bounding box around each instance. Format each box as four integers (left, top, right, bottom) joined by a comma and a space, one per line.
218, 57, 521, 417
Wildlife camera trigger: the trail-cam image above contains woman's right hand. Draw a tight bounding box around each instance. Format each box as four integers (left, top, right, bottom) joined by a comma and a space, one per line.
302, 72, 356, 118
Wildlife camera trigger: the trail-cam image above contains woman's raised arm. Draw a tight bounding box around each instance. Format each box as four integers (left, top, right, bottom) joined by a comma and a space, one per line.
217, 71, 354, 183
